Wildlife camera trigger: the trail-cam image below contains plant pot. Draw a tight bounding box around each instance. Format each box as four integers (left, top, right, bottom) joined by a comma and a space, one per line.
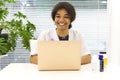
0, 33, 8, 40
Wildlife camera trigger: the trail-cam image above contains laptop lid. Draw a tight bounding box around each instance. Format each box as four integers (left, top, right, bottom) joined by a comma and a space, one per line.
38, 40, 81, 71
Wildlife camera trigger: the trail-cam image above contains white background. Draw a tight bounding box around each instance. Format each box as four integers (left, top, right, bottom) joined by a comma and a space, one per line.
108, 0, 120, 65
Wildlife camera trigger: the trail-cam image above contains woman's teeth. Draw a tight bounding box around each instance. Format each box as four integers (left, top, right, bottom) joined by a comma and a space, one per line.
59, 23, 65, 26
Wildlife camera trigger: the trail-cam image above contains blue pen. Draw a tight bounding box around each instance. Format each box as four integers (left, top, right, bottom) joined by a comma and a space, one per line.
99, 55, 104, 72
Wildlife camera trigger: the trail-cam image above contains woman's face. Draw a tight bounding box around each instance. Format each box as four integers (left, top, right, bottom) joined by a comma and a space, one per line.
54, 9, 71, 30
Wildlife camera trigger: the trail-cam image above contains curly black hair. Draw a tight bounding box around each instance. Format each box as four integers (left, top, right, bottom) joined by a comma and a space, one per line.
51, 2, 76, 29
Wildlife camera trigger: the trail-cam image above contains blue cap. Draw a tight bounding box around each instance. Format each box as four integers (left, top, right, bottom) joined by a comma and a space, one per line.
99, 55, 103, 59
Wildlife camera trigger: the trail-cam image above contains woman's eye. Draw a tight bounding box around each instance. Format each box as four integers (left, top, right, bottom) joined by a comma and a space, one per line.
64, 15, 70, 18
55, 15, 60, 18
55, 15, 70, 19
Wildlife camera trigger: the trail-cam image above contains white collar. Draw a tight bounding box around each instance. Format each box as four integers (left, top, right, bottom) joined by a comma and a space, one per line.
51, 29, 74, 41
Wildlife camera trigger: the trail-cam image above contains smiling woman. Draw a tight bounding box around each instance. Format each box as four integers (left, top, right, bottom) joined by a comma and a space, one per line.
0, 0, 108, 70
30, 2, 91, 65
55, 9, 71, 32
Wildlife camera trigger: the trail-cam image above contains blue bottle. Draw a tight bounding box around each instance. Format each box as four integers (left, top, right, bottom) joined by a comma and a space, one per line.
99, 55, 104, 72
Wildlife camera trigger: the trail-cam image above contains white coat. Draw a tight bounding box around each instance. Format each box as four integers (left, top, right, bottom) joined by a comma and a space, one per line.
30, 29, 90, 56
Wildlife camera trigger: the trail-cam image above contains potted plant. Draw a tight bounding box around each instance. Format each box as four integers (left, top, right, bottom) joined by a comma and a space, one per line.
0, 0, 36, 55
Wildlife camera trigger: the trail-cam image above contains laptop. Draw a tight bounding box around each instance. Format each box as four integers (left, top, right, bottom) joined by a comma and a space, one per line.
37, 40, 81, 71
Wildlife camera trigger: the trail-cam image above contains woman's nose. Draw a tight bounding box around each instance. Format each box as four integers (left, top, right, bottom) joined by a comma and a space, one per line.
59, 17, 65, 22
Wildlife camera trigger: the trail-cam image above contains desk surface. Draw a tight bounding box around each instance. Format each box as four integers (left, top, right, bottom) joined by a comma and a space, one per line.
0, 63, 120, 80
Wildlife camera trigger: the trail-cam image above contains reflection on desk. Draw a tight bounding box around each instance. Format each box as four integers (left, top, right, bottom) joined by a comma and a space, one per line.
0, 63, 120, 80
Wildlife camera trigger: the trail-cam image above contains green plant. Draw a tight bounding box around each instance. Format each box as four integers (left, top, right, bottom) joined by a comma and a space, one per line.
0, 38, 8, 55
0, 0, 36, 55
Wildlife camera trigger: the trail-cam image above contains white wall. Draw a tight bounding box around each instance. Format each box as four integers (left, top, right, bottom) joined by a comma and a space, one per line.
108, 0, 120, 65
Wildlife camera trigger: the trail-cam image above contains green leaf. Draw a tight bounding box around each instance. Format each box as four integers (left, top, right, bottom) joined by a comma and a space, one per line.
4, 0, 16, 3
0, 1, 4, 6
0, 38, 8, 55
0, 8, 9, 21
14, 11, 27, 19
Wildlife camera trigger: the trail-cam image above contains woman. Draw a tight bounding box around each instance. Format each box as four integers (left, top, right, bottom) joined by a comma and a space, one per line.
30, 2, 91, 65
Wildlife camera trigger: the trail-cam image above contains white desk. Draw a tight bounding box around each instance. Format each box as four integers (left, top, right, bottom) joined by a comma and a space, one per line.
0, 62, 120, 80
